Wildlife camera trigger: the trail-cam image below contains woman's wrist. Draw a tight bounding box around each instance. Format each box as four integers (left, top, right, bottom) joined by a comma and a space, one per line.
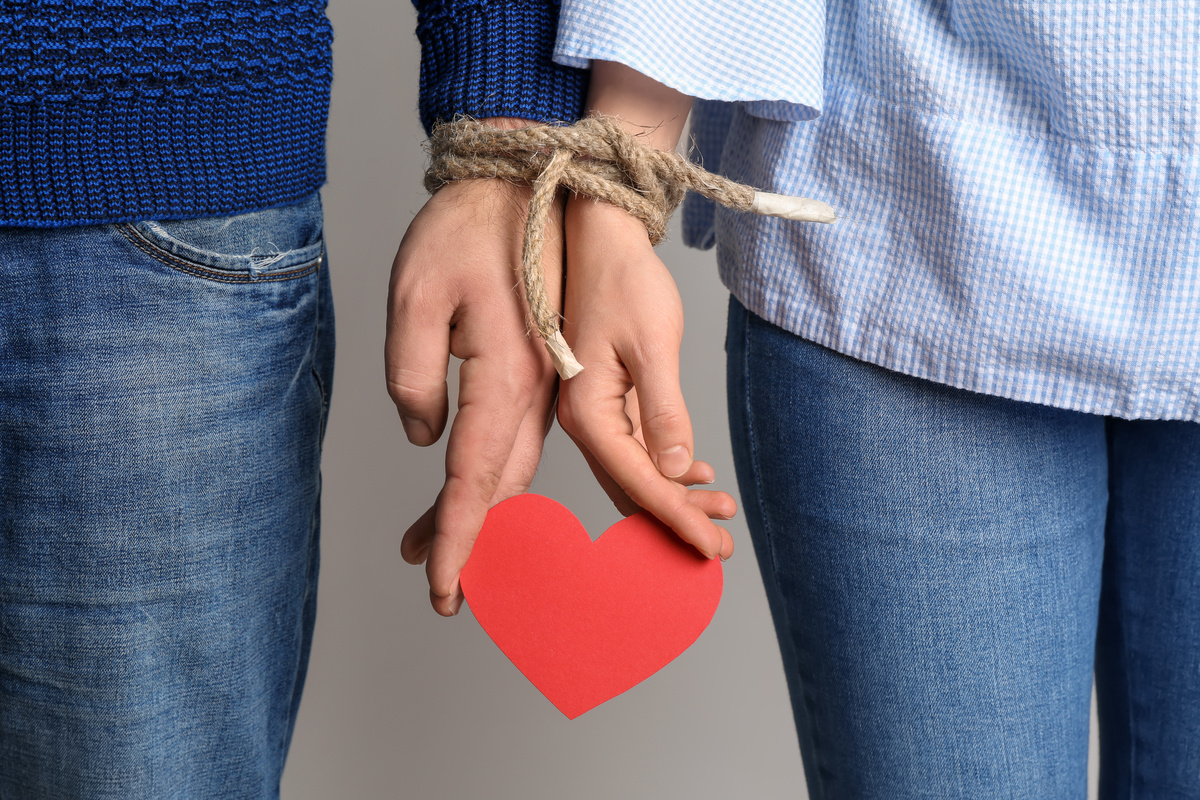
585, 61, 693, 152
568, 62, 694, 238
565, 192, 648, 242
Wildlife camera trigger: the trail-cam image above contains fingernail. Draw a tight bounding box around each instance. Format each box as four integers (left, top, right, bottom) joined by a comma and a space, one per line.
401, 415, 433, 445
450, 594, 464, 615
657, 445, 691, 479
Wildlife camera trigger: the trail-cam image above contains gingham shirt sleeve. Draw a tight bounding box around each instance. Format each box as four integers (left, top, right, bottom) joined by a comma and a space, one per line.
553, 0, 825, 120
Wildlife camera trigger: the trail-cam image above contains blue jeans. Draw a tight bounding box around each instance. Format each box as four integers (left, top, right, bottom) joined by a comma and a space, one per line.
0, 194, 334, 798
726, 296, 1200, 799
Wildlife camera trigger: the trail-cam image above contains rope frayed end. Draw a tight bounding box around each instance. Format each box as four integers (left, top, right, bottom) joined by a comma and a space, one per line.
544, 330, 584, 379
750, 192, 837, 223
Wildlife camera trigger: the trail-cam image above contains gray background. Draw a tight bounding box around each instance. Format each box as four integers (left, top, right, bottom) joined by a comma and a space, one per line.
281, 2, 1100, 797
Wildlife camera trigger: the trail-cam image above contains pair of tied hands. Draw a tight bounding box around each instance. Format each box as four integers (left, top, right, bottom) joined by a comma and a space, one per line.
385, 164, 736, 617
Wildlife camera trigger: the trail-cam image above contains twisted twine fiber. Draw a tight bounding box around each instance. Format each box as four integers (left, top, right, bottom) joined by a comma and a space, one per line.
425, 115, 836, 379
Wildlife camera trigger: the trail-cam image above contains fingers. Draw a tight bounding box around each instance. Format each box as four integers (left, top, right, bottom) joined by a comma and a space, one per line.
431, 586, 463, 616
676, 459, 716, 486
623, 355, 696, 479
576, 427, 737, 555
583, 432, 725, 559
389, 177, 567, 619
718, 528, 734, 560
623, 406, 715, 487
491, 372, 558, 496
385, 278, 452, 446
567, 429, 643, 517
560, 377, 728, 559
423, 355, 533, 615
403, 377, 556, 616
686, 489, 737, 521
570, 424, 721, 516
401, 503, 437, 564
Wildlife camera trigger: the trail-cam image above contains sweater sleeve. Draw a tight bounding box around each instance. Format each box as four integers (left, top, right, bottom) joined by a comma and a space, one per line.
412, 0, 589, 135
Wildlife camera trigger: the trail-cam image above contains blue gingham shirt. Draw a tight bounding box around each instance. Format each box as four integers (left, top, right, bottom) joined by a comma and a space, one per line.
555, 0, 1200, 421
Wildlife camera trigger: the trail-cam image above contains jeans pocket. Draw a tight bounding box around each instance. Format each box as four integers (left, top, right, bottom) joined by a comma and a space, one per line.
114, 193, 324, 284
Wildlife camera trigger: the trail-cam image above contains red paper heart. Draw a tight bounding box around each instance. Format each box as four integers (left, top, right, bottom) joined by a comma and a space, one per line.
460, 493, 723, 719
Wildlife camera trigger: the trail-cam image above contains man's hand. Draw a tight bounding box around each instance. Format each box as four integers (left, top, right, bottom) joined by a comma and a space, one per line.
386, 169, 562, 616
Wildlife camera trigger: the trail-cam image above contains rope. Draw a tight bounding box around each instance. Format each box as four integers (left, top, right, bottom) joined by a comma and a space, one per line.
425, 115, 836, 379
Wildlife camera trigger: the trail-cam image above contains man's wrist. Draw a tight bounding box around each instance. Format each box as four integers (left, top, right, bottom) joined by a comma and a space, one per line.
479, 116, 541, 130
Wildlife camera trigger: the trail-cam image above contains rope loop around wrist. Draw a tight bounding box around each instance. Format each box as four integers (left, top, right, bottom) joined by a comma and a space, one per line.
425, 115, 835, 380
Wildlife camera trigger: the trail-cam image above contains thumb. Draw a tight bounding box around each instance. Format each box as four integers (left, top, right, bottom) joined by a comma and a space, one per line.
626, 343, 694, 480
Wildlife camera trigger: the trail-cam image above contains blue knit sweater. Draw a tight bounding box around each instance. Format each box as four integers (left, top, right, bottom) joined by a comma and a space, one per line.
0, 2, 580, 227
0, 1, 581, 227
0, 0, 333, 227
412, 0, 586, 136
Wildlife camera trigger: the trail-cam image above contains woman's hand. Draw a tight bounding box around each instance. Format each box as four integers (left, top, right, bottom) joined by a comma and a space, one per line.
386, 134, 563, 616
555, 60, 736, 560
557, 196, 736, 560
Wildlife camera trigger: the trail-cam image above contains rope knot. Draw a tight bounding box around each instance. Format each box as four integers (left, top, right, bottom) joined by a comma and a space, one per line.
425, 115, 836, 379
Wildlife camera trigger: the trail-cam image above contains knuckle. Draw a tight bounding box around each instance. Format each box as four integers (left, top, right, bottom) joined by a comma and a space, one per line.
646, 490, 693, 528
629, 473, 689, 521
447, 465, 505, 509
631, 469, 665, 499
427, 569, 455, 599
629, 327, 682, 365
500, 474, 534, 498
386, 367, 443, 411
394, 274, 448, 321
556, 392, 592, 436
640, 404, 688, 436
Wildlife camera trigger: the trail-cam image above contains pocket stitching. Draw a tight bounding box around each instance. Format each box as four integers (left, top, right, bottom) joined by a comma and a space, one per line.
117, 223, 321, 284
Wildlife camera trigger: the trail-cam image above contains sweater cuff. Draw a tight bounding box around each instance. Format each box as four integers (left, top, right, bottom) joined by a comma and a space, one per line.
415, 1, 589, 135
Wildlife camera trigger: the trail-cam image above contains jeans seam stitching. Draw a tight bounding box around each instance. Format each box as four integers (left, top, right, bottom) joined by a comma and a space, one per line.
742, 308, 832, 799
278, 242, 329, 773
310, 243, 332, 438
117, 223, 320, 283
743, 320, 782, 582
1107, 421, 1139, 800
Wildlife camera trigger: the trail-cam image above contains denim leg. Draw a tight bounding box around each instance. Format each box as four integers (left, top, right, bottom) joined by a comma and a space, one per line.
1097, 418, 1200, 800
0, 194, 333, 799
726, 297, 1107, 799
